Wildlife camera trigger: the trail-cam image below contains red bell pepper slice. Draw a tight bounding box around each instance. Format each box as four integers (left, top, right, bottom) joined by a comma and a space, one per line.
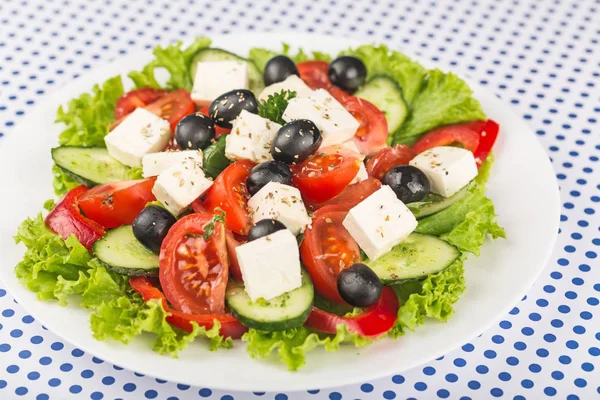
473, 119, 500, 168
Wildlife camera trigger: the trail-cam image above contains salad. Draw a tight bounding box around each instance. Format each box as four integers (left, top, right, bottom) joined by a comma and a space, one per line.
14, 37, 505, 371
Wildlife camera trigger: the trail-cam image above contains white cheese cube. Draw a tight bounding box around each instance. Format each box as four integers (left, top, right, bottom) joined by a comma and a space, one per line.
104, 108, 171, 167
409, 146, 478, 197
351, 163, 369, 184
191, 61, 249, 105
152, 158, 213, 215
282, 89, 360, 148
258, 75, 313, 102
142, 150, 203, 178
343, 185, 417, 261
235, 229, 302, 301
247, 181, 310, 235
225, 110, 282, 162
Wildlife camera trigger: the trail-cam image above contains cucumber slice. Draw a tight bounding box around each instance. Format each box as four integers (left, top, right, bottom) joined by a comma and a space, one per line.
365, 233, 460, 284
189, 48, 264, 96
52, 147, 133, 187
93, 225, 159, 277
408, 185, 469, 219
226, 270, 314, 331
354, 75, 408, 134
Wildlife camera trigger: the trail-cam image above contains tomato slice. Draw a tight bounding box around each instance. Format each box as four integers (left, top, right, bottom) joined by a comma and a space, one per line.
45, 186, 106, 250
297, 61, 331, 90
340, 96, 388, 156
366, 145, 417, 180
198, 105, 231, 137
300, 205, 362, 304
225, 230, 245, 282
304, 287, 399, 338
412, 121, 482, 155
311, 178, 382, 211
159, 212, 229, 315
473, 120, 500, 167
129, 276, 247, 339
78, 178, 156, 229
202, 160, 255, 235
292, 148, 361, 205
144, 89, 195, 132
114, 88, 169, 120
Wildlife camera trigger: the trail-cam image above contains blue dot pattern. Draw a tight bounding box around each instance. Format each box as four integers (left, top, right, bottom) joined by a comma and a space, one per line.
0, 0, 598, 398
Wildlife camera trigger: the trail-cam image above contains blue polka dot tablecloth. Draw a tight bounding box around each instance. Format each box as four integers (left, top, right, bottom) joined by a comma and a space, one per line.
0, 0, 599, 398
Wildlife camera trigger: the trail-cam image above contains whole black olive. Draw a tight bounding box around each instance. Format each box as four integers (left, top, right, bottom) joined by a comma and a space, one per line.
263, 55, 299, 86
209, 89, 259, 128
328, 56, 367, 93
382, 165, 431, 203
271, 119, 322, 164
174, 113, 215, 150
337, 263, 383, 307
246, 161, 293, 196
248, 219, 287, 241
132, 205, 177, 254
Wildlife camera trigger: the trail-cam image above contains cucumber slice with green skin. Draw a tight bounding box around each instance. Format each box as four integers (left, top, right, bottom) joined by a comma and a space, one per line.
408, 185, 470, 219
93, 225, 159, 277
189, 48, 264, 96
354, 75, 408, 134
226, 269, 314, 331
52, 147, 133, 187
365, 233, 460, 284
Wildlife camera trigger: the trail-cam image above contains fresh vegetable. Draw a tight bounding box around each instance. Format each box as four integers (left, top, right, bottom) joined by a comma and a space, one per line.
407, 185, 470, 219
354, 75, 408, 135
311, 178, 381, 211
339, 95, 388, 155
412, 121, 482, 154
328, 56, 367, 93
271, 120, 323, 164
209, 89, 259, 129
174, 113, 216, 150
366, 145, 416, 180
132, 205, 177, 253
114, 88, 169, 120
296, 61, 331, 90
263, 55, 299, 86
144, 89, 195, 132
248, 219, 287, 242
382, 165, 430, 203
225, 230, 244, 282
257, 89, 297, 125
246, 161, 293, 196
473, 120, 500, 167
202, 134, 232, 179
337, 263, 382, 307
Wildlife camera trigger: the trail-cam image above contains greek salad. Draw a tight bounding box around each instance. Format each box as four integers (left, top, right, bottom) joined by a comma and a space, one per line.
14, 37, 505, 370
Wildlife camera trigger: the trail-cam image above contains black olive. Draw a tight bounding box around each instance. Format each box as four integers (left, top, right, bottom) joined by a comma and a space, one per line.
132, 205, 177, 254
246, 161, 293, 196
174, 113, 215, 150
337, 263, 383, 307
328, 56, 367, 93
248, 219, 287, 241
382, 165, 431, 203
271, 119, 322, 164
209, 89, 259, 128
263, 55, 299, 86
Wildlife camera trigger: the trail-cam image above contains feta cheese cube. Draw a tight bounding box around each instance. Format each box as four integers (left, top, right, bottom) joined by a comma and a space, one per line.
225, 110, 282, 162
343, 185, 417, 260
258, 75, 313, 102
152, 158, 213, 215
247, 181, 310, 235
409, 146, 478, 197
191, 61, 249, 105
351, 163, 369, 184
104, 108, 171, 167
282, 89, 360, 148
142, 150, 203, 178
235, 229, 302, 302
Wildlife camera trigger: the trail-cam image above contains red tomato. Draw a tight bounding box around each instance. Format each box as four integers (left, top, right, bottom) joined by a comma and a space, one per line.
366, 145, 416, 180
327, 86, 351, 103
311, 178, 382, 211
300, 205, 362, 304
144, 89, 195, 132
202, 160, 255, 235
473, 119, 500, 167
159, 213, 229, 315
129, 276, 247, 339
340, 96, 388, 156
199, 105, 231, 137
45, 186, 106, 250
78, 178, 156, 229
292, 148, 361, 205
225, 230, 244, 282
304, 286, 399, 338
114, 88, 169, 120
297, 61, 331, 90
412, 121, 482, 155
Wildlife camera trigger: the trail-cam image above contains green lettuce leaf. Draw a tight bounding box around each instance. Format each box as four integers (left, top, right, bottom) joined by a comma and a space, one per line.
56, 75, 123, 147
52, 165, 80, 196
243, 324, 371, 371
248, 43, 332, 72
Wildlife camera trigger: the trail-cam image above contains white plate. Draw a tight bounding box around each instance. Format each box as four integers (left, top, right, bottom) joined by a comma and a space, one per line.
0, 33, 560, 392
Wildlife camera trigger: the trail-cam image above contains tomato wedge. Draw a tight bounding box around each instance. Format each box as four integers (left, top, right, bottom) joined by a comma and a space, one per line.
198, 105, 231, 137
202, 160, 255, 235
145, 89, 195, 132
225, 230, 245, 282
78, 178, 156, 229
473, 119, 500, 167
311, 178, 382, 211
300, 205, 362, 304
45, 186, 106, 250
297, 61, 331, 90
159, 212, 229, 315
366, 145, 416, 180
292, 148, 361, 205
340, 96, 388, 156
412, 121, 483, 155
304, 287, 399, 338
129, 276, 247, 339
114, 88, 169, 120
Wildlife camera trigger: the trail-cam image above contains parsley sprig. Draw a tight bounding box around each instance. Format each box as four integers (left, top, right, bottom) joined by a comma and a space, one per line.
258, 90, 297, 125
